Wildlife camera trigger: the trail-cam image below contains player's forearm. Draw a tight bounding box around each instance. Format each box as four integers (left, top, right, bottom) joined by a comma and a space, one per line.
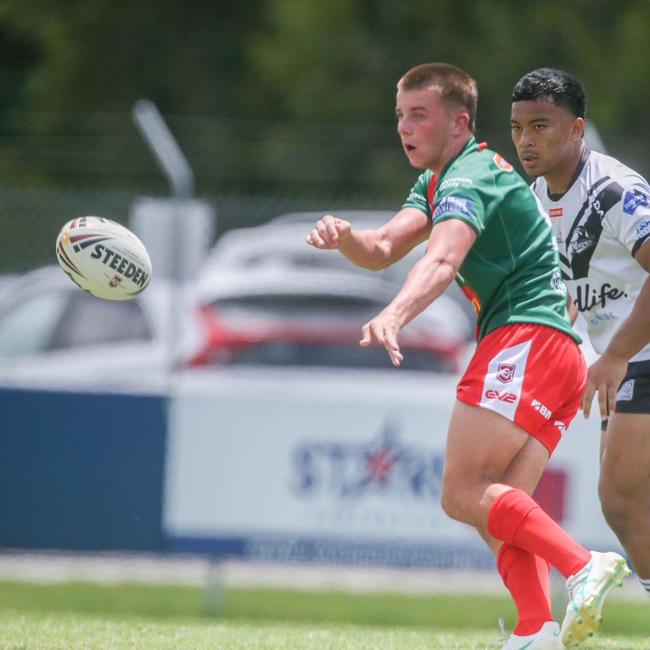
603, 277, 650, 361
385, 254, 456, 327
337, 229, 392, 270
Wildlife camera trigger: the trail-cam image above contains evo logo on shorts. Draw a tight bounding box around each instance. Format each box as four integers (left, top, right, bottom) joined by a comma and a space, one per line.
480, 340, 532, 421
484, 389, 517, 403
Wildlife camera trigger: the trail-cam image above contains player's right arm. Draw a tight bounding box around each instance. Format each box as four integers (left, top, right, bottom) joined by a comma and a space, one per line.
306, 207, 431, 271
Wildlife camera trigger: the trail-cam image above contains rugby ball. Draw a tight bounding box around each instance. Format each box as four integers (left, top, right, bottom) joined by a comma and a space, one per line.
55, 216, 152, 301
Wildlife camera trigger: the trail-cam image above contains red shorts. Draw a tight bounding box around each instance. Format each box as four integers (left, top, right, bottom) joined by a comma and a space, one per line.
457, 323, 587, 454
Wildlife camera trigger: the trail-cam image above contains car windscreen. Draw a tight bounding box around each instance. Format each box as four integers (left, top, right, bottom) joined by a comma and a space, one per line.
211, 294, 387, 324
206, 294, 457, 372
225, 341, 453, 372
49, 293, 152, 349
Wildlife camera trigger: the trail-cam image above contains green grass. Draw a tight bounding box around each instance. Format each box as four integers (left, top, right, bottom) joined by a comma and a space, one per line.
0, 581, 645, 649
0, 613, 497, 650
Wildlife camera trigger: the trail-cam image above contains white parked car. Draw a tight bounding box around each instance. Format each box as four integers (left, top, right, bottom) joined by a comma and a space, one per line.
201, 210, 477, 329
202, 210, 413, 281
0, 266, 211, 389
194, 211, 475, 373
194, 265, 472, 372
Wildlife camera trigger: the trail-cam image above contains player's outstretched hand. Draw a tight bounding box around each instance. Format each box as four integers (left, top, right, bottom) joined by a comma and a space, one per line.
306, 215, 352, 249
360, 310, 404, 367
582, 352, 628, 420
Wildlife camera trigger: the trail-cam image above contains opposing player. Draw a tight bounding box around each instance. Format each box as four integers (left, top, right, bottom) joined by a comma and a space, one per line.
511, 68, 650, 602
307, 62, 629, 649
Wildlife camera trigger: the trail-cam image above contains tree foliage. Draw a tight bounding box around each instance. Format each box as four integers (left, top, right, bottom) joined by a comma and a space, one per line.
0, 0, 649, 194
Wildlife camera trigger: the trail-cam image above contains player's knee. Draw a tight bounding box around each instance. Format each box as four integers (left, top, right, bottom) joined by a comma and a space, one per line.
440, 487, 462, 522
440, 486, 474, 525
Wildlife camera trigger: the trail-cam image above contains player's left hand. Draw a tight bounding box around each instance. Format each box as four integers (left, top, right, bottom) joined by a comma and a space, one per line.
582, 352, 628, 420
360, 310, 404, 366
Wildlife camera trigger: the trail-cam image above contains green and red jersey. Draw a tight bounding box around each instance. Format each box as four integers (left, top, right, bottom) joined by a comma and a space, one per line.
403, 137, 579, 343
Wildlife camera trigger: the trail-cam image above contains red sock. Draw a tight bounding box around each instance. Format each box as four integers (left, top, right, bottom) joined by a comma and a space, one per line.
498, 544, 553, 635
488, 488, 591, 579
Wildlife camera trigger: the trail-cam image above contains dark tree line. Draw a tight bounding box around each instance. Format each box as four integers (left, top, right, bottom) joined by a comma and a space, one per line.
0, 0, 648, 195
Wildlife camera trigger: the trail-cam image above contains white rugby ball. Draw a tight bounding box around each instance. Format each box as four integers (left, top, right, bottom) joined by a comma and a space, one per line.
55, 216, 152, 301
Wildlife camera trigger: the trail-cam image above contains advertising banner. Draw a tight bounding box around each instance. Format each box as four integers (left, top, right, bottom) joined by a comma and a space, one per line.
164, 369, 618, 568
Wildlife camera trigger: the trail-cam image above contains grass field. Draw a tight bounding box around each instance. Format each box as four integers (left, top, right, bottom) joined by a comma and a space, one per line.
0, 580, 646, 649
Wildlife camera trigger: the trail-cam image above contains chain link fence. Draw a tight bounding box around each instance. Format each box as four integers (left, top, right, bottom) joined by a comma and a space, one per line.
1, 110, 648, 276
0, 184, 401, 274
0, 112, 414, 274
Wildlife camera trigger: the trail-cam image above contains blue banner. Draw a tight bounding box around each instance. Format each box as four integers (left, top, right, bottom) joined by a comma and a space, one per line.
0, 388, 166, 552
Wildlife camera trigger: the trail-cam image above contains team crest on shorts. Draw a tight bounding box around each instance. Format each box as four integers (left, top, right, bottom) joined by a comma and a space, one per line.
496, 363, 516, 383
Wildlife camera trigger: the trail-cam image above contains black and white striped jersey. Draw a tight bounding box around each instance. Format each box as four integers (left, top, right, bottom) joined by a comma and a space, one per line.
532, 148, 650, 361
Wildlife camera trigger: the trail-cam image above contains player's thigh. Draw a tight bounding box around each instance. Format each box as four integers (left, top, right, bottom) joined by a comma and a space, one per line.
443, 400, 529, 494
500, 435, 550, 496
601, 412, 650, 497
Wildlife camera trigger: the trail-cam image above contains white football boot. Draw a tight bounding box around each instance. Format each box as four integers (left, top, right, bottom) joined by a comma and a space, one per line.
561, 551, 631, 647
499, 619, 562, 649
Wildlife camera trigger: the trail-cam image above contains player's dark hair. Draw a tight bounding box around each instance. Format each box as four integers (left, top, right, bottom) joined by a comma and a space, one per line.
512, 68, 586, 118
398, 63, 478, 133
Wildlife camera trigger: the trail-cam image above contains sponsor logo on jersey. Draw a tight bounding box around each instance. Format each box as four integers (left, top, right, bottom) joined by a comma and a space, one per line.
636, 219, 650, 239
493, 153, 513, 172
531, 399, 552, 420
550, 268, 567, 295
484, 389, 517, 403
496, 363, 516, 384
554, 420, 567, 436
574, 282, 627, 312
439, 176, 474, 191
616, 379, 634, 402
407, 191, 426, 206
569, 225, 596, 255
589, 311, 618, 326
433, 195, 473, 220
549, 207, 563, 218
623, 189, 650, 215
